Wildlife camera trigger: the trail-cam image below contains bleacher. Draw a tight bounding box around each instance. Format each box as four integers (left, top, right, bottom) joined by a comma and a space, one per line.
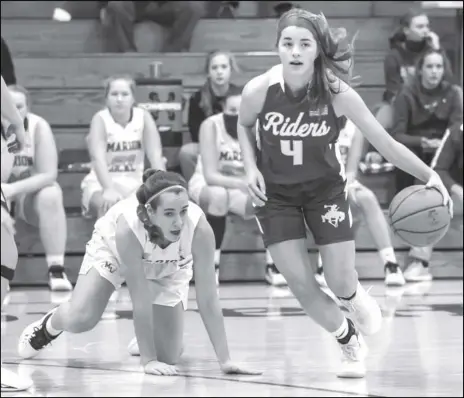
2, 0, 462, 285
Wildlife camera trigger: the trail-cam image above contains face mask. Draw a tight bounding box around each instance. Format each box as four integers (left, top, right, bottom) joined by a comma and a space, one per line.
223, 114, 239, 139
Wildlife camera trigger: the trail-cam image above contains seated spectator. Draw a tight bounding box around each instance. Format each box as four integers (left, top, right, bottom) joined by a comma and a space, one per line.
391, 48, 463, 282
188, 88, 284, 286
1, 36, 16, 86
81, 75, 165, 219
376, 8, 441, 132
100, 1, 204, 52
2, 85, 70, 291
179, 50, 240, 182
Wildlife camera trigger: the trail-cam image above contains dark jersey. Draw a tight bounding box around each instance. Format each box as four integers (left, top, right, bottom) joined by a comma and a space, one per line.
256, 65, 347, 184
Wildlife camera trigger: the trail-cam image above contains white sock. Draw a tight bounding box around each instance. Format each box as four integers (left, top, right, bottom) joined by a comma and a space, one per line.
317, 253, 323, 268
379, 248, 397, 265
265, 250, 273, 265
214, 249, 221, 265
332, 317, 349, 340
45, 314, 62, 336
46, 255, 65, 268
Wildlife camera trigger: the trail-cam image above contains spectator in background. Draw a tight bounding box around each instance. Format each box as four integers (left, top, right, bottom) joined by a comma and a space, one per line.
391, 48, 463, 282
188, 89, 283, 286
100, 1, 204, 52
179, 50, 241, 182
1, 36, 16, 86
2, 86, 70, 291
377, 8, 441, 131
81, 75, 165, 219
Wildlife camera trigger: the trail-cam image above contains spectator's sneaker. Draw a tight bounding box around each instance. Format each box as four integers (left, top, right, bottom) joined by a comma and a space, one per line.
315, 266, 328, 288
215, 264, 220, 286
404, 260, 433, 283
384, 262, 406, 286
340, 283, 382, 336
128, 337, 139, 356
18, 309, 61, 359
52, 7, 72, 22
337, 320, 368, 378
265, 264, 287, 286
48, 265, 72, 291
1, 367, 33, 392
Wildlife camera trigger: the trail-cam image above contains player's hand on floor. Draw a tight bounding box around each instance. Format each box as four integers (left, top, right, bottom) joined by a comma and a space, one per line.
220, 361, 263, 375
144, 360, 179, 376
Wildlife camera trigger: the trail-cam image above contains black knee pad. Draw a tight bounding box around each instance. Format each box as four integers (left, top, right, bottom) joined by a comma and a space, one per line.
1, 264, 15, 281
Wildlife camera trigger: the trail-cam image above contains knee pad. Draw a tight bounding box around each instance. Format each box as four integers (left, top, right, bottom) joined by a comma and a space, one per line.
1, 264, 15, 281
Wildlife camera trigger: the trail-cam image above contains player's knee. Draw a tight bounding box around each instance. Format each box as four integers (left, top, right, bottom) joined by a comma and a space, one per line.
201, 187, 229, 216
355, 186, 378, 208
34, 183, 64, 214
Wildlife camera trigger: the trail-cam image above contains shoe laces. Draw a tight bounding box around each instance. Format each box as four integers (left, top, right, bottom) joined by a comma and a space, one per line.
49, 265, 65, 279
385, 262, 400, 273
28, 324, 53, 351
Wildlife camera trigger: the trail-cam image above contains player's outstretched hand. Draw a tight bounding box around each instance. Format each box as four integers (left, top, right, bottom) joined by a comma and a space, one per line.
246, 167, 267, 207
144, 360, 179, 376
426, 171, 453, 218
220, 361, 263, 375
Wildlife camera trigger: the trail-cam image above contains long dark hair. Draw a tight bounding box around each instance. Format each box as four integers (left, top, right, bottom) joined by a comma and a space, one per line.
414, 48, 453, 87
276, 9, 357, 111
136, 169, 188, 243
389, 8, 428, 48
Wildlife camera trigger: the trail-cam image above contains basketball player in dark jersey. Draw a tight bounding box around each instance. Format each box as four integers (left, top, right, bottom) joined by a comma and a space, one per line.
1, 74, 33, 392
238, 10, 452, 378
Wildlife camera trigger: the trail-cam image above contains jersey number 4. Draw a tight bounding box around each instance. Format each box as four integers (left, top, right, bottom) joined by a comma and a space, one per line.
281, 140, 303, 166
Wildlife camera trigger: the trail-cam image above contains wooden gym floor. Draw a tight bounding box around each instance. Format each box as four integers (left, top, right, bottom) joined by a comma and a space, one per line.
1, 279, 463, 397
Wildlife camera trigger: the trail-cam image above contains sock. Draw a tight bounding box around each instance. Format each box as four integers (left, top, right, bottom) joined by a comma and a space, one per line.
334, 318, 357, 345
214, 249, 221, 266
379, 247, 397, 265
46, 255, 65, 268
206, 214, 226, 266
45, 314, 62, 337
265, 250, 273, 265
317, 253, 323, 270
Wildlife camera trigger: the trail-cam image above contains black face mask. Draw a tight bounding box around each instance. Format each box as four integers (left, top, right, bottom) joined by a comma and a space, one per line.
405, 38, 427, 53
223, 114, 239, 139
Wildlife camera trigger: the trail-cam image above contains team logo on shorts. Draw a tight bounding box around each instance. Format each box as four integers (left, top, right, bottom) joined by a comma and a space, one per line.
102, 261, 117, 274
321, 204, 345, 228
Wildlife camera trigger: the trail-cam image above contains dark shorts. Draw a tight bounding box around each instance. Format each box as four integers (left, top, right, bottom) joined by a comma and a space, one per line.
255, 178, 355, 247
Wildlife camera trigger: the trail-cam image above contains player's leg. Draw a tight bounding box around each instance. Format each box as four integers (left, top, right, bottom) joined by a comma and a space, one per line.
256, 183, 367, 378
350, 183, 405, 286
304, 180, 382, 338
189, 175, 228, 285
18, 182, 71, 291
18, 238, 120, 359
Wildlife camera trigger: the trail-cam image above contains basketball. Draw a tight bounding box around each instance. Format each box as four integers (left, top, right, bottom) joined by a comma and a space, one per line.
388, 185, 451, 247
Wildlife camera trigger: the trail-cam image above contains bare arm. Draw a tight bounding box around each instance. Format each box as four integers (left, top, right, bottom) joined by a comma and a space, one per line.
1, 76, 25, 147
200, 118, 246, 190
142, 109, 165, 171
192, 214, 231, 366
333, 84, 433, 183
8, 116, 58, 197
344, 121, 364, 178
115, 215, 157, 366
86, 113, 114, 190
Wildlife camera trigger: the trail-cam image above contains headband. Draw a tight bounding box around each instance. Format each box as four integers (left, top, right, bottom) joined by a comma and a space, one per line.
145, 185, 186, 208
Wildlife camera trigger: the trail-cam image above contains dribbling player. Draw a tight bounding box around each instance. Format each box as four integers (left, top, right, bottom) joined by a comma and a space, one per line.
18, 169, 261, 377
237, 9, 451, 378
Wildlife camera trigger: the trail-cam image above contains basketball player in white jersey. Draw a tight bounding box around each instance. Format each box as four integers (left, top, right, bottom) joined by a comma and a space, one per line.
315, 119, 405, 287
18, 169, 261, 376
81, 75, 165, 219
188, 88, 281, 286
3, 85, 71, 291
1, 75, 34, 392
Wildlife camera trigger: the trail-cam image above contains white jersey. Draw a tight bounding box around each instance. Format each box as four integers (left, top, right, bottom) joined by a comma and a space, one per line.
194, 113, 245, 177
93, 194, 204, 281
9, 113, 41, 182
337, 119, 357, 166
86, 107, 145, 181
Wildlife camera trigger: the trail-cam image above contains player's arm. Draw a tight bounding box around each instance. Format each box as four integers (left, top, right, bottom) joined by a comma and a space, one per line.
192, 214, 231, 365
237, 74, 267, 172
86, 113, 115, 190
1, 75, 25, 148
200, 118, 246, 190
6, 117, 58, 198
344, 121, 364, 181
115, 215, 158, 366
142, 109, 166, 171
333, 83, 434, 184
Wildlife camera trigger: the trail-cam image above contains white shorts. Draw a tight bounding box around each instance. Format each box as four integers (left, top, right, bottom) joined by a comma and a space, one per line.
79, 232, 192, 309
81, 173, 142, 217
188, 173, 250, 218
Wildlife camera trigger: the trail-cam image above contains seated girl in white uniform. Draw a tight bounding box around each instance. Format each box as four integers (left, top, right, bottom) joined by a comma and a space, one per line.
82, 75, 165, 219
3, 85, 71, 291
188, 88, 282, 286
18, 169, 261, 377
